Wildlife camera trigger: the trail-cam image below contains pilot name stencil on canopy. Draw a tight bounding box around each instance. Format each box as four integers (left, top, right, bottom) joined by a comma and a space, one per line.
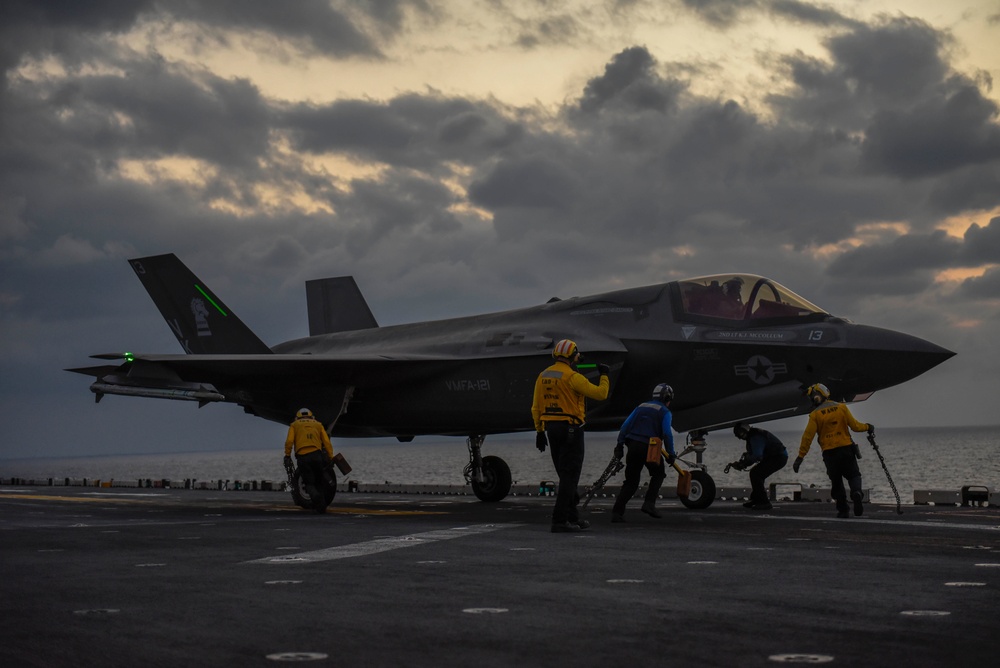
708, 331, 791, 341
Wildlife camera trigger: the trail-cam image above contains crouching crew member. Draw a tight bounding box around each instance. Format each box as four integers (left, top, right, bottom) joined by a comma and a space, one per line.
730, 423, 788, 510
284, 407, 334, 513
611, 383, 675, 523
794, 384, 874, 518
532, 339, 610, 533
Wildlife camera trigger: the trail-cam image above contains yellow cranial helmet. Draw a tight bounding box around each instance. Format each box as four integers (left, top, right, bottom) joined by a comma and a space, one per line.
808, 383, 830, 403
296, 407, 313, 418
552, 339, 578, 360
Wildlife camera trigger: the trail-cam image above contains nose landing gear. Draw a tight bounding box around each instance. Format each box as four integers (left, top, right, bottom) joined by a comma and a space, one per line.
676, 430, 717, 509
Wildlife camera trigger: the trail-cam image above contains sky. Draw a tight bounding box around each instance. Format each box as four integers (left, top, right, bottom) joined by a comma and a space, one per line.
1, 0, 999, 460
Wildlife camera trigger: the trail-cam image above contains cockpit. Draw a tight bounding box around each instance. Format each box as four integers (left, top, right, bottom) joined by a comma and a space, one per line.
671, 274, 829, 324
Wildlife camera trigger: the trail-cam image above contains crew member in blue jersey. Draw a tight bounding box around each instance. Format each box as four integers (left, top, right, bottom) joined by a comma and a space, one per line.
729, 423, 788, 510
610, 384, 675, 522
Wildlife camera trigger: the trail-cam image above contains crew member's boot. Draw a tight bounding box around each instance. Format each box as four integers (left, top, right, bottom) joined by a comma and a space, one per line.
851, 490, 864, 517
641, 502, 662, 518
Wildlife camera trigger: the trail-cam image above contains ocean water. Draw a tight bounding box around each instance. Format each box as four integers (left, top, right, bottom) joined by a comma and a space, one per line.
2, 426, 998, 505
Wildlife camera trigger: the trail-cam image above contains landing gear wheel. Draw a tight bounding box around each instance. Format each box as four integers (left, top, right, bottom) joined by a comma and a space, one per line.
471, 455, 512, 502
679, 469, 716, 509
291, 468, 337, 509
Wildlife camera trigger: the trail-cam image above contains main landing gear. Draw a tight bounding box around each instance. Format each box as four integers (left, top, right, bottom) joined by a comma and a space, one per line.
286, 464, 337, 510
463, 435, 512, 502
676, 430, 717, 510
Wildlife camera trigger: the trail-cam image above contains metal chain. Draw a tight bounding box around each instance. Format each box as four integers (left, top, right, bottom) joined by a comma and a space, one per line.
868, 432, 903, 515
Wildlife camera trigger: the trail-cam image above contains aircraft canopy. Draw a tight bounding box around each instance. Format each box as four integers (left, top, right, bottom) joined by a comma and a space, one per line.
674, 274, 828, 323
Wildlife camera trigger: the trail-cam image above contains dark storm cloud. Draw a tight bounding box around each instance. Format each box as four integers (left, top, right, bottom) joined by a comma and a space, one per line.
577, 46, 683, 114
163, 0, 385, 59
957, 266, 1000, 300
281, 94, 527, 172
62, 60, 271, 170
766, 16, 1000, 216
770, 16, 951, 129
468, 155, 582, 210
960, 216, 1000, 264
826, 230, 961, 277
862, 80, 1000, 178
0, 0, 432, 77
515, 13, 582, 49
681, 0, 855, 29
0, 0, 151, 72
824, 217, 1000, 298
680, 0, 759, 28
768, 0, 858, 28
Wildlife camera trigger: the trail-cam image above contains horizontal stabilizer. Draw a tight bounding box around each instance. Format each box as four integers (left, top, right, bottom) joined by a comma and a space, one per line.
306, 276, 378, 335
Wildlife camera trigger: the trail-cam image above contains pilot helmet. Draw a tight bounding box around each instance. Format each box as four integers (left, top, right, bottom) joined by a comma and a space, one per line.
723, 276, 744, 295
807, 383, 830, 404
552, 339, 579, 360
652, 383, 674, 403
733, 422, 750, 439
296, 407, 313, 418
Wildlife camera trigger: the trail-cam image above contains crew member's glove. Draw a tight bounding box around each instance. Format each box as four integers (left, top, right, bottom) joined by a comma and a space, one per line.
597, 363, 610, 375
867, 424, 876, 437
535, 432, 547, 452
665, 452, 676, 466
283, 456, 293, 469
321, 451, 332, 464
792, 456, 803, 473
726, 461, 743, 472
614, 443, 624, 459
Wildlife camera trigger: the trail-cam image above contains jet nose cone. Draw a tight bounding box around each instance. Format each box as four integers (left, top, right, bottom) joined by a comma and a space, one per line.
847, 325, 955, 390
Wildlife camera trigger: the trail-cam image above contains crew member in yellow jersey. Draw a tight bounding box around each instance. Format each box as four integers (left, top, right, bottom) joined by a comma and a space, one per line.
794, 384, 875, 518
531, 339, 610, 533
284, 407, 335, 513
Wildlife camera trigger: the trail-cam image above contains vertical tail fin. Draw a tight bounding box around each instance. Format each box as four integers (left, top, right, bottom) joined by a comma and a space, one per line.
129, 254, 271, 354
306, 276, 379, 335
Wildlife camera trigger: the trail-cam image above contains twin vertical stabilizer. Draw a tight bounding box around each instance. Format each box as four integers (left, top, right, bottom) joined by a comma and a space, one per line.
128, 254, 271, 355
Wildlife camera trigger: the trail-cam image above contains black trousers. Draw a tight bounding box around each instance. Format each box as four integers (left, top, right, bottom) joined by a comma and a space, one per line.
822, 446, 862, 511
748, 453, 788, 503
296, 451, 327, 509
545, 422, 585, 524
613, 439, 667, 515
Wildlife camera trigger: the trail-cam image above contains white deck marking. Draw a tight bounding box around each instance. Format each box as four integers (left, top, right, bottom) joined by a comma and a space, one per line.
753, 514, 1000, 532
246, 524, 517, 564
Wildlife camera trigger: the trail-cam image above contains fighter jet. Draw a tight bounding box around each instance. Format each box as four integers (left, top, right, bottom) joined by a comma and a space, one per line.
68, 254, 953, 505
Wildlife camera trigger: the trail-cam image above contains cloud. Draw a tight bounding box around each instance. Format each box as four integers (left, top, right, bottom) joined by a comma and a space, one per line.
957, 265, 1000, 300
2, 3, 1000, 457
577, 45, 682, 114
960, 216, 1000, 264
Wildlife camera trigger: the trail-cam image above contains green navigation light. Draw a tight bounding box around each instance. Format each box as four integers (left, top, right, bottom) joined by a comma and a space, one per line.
124, 352, 135, 363
576, 364, 597, 369
194, 284, 228, 316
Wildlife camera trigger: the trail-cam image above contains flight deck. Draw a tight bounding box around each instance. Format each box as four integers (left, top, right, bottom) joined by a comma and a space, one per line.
2, 486, 998, 666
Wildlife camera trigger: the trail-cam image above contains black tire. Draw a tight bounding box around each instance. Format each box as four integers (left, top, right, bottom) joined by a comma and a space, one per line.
291, 467, 337, 509
679, 469, 716, 509
471, 455, 512, 502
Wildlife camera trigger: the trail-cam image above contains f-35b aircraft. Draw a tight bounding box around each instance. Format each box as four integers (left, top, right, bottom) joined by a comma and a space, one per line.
69, 254, 953, 506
